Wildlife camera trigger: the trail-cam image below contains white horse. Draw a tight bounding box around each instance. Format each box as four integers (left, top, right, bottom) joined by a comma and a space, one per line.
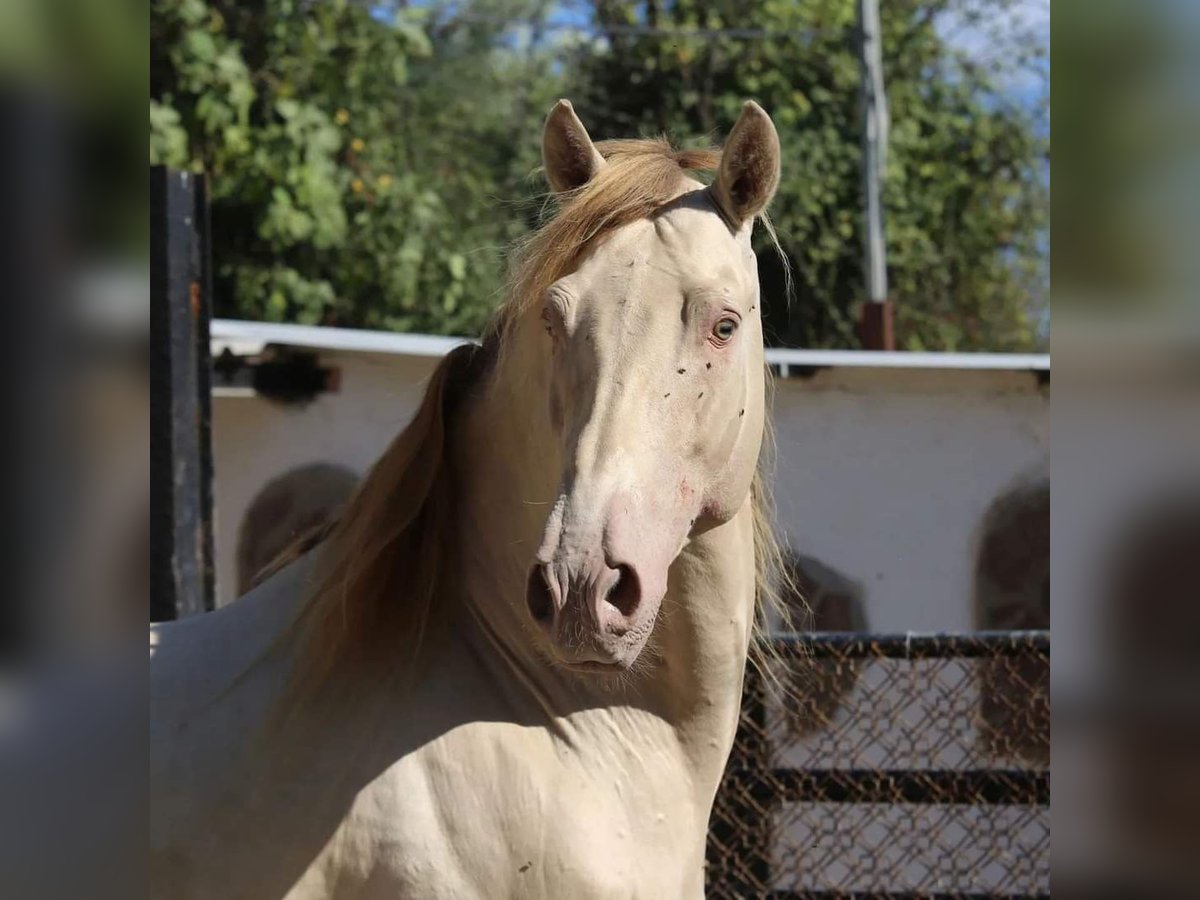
151, 99, 786, 899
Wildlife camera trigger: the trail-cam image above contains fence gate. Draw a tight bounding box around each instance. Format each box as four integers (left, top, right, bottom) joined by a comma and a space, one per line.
706, 630, 1050, 899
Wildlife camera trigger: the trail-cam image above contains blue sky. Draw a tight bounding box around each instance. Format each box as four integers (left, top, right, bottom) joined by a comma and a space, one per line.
936, 0, 1050, 104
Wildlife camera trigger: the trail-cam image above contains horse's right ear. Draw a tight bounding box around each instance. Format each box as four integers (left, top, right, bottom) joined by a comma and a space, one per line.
542, 99, 606, 194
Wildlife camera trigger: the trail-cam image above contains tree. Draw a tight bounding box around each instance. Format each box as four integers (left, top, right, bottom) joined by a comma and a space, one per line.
150, 0, 1048, 351
572, 0, 1048, 350
150, 0, 560, 334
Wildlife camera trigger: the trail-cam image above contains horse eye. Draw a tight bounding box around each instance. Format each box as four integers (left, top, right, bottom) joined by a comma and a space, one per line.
713, 318, 738, 341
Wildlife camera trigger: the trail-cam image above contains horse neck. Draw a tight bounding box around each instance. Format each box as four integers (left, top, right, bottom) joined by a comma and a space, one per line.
447, 351, 757, 784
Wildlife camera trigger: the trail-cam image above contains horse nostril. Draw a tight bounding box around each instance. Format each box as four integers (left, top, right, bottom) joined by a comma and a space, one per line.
525, 565, 556, 629
604, 564, 641, 619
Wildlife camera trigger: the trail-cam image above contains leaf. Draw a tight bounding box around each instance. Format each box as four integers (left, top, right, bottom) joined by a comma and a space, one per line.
276, 98, 300, 121
151, 0, 1045, 350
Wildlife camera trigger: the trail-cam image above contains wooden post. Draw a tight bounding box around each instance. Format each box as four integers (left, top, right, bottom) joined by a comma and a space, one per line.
150, 167, 214, 620
858, 298, 895, 351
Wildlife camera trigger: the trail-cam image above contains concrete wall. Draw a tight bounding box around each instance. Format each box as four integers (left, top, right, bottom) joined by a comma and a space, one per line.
211, 354, 1050, 628
211, 351, 439, 606
771, 367, 1049, 631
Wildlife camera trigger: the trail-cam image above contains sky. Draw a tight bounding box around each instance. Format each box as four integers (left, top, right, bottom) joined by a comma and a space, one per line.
936, 0, 1050, 104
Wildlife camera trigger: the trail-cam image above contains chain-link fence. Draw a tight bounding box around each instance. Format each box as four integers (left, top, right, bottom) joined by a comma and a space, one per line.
707, 631, 1050, 899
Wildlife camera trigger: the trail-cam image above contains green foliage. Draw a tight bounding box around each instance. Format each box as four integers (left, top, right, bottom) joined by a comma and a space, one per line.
150, 0, 1047, 350
574, 0, 1048, 350
151, 0, 558, 333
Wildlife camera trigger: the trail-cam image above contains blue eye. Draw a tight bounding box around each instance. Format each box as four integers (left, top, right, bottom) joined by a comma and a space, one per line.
713, 318, 738, 341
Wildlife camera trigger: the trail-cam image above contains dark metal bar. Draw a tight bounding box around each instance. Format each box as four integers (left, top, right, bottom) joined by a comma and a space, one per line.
193, 173, 215, 613
773, 630, 1049, 660
150, 167, 215, 621
727, 768, 1049, 806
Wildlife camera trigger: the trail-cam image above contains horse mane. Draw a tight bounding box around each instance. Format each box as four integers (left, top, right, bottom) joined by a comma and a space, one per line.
280, 136, 793, 701
486, 137, 723, 348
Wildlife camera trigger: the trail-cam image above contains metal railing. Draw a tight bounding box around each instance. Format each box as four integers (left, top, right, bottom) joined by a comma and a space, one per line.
706, 631, 1050, 899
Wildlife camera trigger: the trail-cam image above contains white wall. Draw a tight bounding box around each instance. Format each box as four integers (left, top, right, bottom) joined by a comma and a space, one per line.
771, 367, 1048, 631
211, 351, 439, 606
212, 352, 1050, 629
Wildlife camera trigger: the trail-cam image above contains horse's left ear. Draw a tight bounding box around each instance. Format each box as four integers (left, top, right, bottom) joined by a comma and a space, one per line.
542, 99, 606, 194
711, 101, 781, 230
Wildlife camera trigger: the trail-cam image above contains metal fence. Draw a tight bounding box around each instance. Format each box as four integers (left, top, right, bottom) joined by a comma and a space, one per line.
706, 631, 1050, 899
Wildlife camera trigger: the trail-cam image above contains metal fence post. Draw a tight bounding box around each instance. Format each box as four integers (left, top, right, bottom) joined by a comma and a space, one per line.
150, 167, 214, 620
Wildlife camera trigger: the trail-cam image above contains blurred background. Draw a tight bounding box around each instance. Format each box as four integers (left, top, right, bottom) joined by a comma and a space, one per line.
0, 0, 1197, 896
147, 0, 1049, 351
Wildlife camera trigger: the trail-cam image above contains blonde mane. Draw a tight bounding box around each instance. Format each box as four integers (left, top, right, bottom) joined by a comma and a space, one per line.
280, 137, 793, 701
486, 138, 721, 346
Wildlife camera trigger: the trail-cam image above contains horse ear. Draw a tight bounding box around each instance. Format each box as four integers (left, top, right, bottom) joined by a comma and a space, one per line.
542, 99, 606, 194
711, 101, 781, 230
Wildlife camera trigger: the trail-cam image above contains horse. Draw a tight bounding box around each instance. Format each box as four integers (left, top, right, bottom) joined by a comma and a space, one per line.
150, 99, 786, 899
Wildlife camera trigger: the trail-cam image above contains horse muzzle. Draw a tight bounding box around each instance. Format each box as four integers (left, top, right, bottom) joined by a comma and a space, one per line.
524, 557, 660, 669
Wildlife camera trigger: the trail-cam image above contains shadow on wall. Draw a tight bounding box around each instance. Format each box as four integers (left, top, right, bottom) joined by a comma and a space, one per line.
781, 553, 868, 738
236, 463, 359, 597
973, 475, 1050, 764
